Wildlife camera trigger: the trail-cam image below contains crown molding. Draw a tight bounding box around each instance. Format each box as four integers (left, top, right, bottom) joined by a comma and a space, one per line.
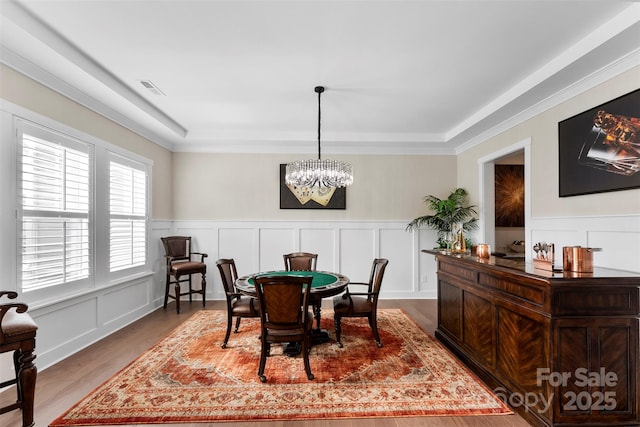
2, 0, 187, 138
2, 1, 638, 157
0, 46, 177, 151
455, 47, 640, 155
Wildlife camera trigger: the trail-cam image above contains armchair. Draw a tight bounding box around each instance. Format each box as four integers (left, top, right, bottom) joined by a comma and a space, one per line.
333, 258, 389, 348
216, 258, 260, 348
254, 275, 315, 382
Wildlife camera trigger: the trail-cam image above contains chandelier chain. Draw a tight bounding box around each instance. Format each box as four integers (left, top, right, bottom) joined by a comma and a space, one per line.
317, 87, 321, 160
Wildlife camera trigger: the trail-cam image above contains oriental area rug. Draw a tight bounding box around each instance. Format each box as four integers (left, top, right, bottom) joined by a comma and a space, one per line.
50, 309, 511, 425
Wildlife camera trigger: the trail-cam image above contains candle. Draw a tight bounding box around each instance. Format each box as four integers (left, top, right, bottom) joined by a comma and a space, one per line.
477, 243, 491, 259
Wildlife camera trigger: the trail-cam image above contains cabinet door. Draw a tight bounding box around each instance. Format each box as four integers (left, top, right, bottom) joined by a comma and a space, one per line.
554, 318, 638, 425
463, 290, 494, 366
496, 306, 550, 417
438, 279, 462, 340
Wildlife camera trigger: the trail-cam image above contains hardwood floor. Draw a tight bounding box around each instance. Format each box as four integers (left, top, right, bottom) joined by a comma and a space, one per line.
1, 299, 530, 427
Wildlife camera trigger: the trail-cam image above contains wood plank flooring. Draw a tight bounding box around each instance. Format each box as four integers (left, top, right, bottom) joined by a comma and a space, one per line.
1, 299, 530, 427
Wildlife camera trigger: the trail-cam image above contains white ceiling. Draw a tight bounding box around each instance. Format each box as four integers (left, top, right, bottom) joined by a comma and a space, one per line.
1, 0, 639, 155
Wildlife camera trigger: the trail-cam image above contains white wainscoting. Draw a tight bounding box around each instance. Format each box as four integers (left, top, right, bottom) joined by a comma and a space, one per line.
0, 222, 171, 377
528, 214, 640, 272
27, 275, 155, 370
0, 274, 157, 380
165, 220, 440, 303
8, 214, 636, 378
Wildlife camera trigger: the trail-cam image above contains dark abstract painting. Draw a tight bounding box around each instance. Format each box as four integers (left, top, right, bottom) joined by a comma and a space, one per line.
559, 89, 640, 197
495, 164, 524, 227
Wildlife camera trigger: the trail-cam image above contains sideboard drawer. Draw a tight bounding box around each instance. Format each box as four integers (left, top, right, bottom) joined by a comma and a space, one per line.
438, 259, 476, 283
553, 286, 639, 316
479, 273, 545, 307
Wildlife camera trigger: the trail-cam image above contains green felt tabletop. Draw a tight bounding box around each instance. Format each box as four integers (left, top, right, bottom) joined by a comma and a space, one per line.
248, 271, 337, 288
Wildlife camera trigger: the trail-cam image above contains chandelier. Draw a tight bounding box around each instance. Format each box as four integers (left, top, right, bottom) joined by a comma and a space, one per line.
285, 86, 353, 188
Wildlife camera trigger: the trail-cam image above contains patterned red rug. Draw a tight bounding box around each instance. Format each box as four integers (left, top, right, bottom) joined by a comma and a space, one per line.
50, 309, 511, 425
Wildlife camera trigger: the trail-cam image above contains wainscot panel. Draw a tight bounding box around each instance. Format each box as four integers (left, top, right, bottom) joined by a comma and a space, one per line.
300, 228, 337, 271
259, 228, 297, 271
380, 228, 415, 292
168, 220, 437, 301
529, 214, 640, 273
101, 278, 152, 327
23, 272, 155, 370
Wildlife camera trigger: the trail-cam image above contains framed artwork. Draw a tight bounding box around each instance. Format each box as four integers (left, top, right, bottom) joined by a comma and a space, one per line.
279, 164, 346, 209
495, 165, 524, 227
558, 88, 640, 197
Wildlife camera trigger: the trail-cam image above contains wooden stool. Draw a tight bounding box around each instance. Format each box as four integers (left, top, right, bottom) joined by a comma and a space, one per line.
161, 236, 208, 314
0, 291, 38, 427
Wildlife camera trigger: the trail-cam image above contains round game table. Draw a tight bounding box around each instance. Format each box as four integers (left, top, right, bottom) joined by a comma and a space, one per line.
236, 270, 349, 346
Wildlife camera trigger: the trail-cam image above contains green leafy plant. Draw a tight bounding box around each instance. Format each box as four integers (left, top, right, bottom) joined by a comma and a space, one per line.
406, 188, 479, 249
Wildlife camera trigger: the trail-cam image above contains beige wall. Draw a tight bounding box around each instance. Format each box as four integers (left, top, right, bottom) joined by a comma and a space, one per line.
1, 64, 456, 222
6, 62, 637, 224
0, 64, 174, 220
173, 152, 456, 221
457, 66, 640, 216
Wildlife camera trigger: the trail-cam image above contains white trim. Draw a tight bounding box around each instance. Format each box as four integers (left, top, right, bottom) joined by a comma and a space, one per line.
0, 46, 178, 151
0, 100, 154, 167
477, 138, 532, 257
2, 3, 638, 155
0, 0, 186, 137
2, 100, 155, 306
456, 48, 640, 155
171, 139, 457, 155
452, 4, 640, 147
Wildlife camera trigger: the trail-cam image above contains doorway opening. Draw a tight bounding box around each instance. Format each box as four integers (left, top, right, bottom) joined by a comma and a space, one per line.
477, 139, 531, 259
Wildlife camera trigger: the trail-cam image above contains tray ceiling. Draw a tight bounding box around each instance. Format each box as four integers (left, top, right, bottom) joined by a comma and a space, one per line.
1, 0, 639, 154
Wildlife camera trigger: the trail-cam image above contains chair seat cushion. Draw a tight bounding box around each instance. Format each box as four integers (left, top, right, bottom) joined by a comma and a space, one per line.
265, 315, 313, 339
1, 310, 38, 343
171, 261, 206, 276
231, 297, 259, 316
267, 326, 306, 337
333, 295, 373, 315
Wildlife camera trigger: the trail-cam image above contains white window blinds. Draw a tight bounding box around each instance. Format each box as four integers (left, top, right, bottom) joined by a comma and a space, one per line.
20, 126, 91, 291
109, 158, 147, 272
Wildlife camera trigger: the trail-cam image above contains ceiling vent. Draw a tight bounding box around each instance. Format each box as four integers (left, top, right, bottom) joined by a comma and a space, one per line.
139, 80, 166, 96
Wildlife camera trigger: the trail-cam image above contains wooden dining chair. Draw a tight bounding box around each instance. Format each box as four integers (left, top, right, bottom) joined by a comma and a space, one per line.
0, 291, 38, 427
333, 258, 389, 348
161, 236, 208, 314
283, 252, 318, 271
284, 252, 321, 328
254, 274, 315, 382
215, 258, 260, 348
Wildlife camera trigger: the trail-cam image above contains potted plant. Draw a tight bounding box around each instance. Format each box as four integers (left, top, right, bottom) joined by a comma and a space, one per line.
406, 188, 479, 250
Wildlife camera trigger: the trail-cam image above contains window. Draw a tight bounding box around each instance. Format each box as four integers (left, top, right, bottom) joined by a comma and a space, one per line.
19, 123, 92, 291
109, 157, 147, 271
15, 115, 151, 298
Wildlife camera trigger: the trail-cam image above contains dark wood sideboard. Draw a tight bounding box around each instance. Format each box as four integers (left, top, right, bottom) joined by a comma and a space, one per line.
424, 250, 639, 427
